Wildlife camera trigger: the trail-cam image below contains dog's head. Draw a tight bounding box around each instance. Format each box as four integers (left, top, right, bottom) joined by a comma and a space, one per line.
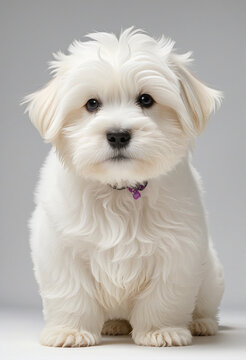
24, 28, 222, 187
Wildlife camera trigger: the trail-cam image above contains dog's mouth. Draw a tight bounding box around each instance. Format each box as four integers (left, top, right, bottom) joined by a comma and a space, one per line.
108, 154, 130, 161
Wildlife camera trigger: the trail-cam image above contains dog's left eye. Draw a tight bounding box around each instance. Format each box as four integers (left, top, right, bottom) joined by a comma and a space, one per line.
85, 99, 101, 112
137, 94, 154, 108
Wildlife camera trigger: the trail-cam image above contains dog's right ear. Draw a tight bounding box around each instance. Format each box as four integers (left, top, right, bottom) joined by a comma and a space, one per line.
22, 50, 69, 142
23, 76, 62, 142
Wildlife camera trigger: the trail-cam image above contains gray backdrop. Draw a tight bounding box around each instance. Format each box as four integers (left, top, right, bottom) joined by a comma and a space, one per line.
0, 0, 245, 311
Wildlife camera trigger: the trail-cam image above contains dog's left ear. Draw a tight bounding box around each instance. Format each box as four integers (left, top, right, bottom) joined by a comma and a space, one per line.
170, 53, 223, 136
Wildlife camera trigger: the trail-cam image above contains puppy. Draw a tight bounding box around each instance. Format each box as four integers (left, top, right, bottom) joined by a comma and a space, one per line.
24, 28, 224, 347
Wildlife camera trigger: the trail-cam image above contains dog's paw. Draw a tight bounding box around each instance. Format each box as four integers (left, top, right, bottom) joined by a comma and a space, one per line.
40, 326, 101, 347
190, 318, 218, 336
132, 327, 192, 347
102, 319, 132, 335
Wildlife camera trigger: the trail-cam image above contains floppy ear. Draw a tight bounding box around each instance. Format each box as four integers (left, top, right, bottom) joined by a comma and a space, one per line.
23, 76, 62, 142
171, 53, 223, 136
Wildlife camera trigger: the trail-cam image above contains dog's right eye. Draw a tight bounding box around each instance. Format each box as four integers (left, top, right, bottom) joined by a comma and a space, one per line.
85, 99, 101, 112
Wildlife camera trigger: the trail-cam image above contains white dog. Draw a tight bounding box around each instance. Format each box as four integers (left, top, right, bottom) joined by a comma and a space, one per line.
24, 28, 224, 347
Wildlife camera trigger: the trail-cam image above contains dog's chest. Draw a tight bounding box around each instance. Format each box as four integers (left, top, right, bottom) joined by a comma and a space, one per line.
85, 193, 160, 301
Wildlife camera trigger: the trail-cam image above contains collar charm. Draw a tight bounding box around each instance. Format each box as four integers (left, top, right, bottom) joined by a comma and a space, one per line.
109, 181, 148, 199
127, 182, 148, 200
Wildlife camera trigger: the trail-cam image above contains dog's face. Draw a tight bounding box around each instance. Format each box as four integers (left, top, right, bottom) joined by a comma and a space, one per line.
25, 28, 221, 187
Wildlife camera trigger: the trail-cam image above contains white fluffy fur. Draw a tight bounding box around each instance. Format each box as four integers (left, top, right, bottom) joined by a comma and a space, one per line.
24, 28, 224, 347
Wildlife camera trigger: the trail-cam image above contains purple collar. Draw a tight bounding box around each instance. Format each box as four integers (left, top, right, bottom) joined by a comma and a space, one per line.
110, 181, 148, 200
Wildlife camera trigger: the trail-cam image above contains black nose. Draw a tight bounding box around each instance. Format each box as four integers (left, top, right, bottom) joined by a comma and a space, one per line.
106, 130, 131, 149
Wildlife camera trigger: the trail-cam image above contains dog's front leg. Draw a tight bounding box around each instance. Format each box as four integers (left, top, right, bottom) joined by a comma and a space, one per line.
35, 250, 104, 348
39, 276, 104, 347
130, 277, 198, 347
30, 207, 105, 347
39, 275, 104, 347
